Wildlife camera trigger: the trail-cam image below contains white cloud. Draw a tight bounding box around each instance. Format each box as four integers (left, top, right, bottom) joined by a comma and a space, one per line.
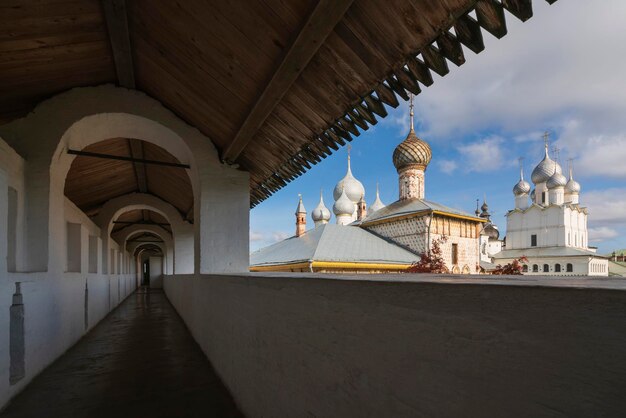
272, 231, 290, 242
457, 136, 505, 172
437, 159, 458, 174
411, 0, 626, 143
588, 226, 619, 243
584, 188, 626, 225
250, 230, 265, 242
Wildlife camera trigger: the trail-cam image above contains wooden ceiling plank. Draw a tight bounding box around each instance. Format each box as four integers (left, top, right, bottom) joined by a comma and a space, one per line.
102, 0, 135, 88
221, 0, 355, 164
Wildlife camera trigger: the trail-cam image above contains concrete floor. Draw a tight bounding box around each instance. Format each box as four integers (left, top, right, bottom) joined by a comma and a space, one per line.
0, 288, 243, 418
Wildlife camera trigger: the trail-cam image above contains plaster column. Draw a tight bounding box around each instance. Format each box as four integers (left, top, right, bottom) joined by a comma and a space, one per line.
0, 168, 7, 277
196, 164, 249, 274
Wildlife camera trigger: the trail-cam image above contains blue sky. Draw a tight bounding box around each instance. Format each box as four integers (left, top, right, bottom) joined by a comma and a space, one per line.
251, 0, 626, 255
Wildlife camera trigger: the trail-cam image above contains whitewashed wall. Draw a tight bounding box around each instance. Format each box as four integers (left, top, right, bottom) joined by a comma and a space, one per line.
165, 273, 626, 418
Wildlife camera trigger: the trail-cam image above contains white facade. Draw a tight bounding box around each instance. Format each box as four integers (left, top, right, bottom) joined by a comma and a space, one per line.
493, 142, 608, 276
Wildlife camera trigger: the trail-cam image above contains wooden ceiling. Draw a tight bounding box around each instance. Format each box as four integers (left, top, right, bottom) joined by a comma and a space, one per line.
0, 0, 557, 208
111, 209, 171, 235
64, 138, 193, 220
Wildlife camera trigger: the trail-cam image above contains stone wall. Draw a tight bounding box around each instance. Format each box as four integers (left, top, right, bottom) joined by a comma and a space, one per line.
165, 273, 626, 418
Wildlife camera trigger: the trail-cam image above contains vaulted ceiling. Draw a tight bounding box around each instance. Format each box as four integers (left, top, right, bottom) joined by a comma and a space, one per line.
0, 0, 557, 208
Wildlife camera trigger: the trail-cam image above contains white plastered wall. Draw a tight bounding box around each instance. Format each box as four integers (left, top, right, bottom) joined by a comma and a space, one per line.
0, 85, 249, 275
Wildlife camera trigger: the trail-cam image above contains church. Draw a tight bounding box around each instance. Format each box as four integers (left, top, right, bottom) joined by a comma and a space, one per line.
251, 97, 487, 274
491, 136, 609, 276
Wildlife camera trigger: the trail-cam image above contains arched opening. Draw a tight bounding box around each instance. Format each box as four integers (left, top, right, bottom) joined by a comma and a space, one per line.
64, 138, 193, 275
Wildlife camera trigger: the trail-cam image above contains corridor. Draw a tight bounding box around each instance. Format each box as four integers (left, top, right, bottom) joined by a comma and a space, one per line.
0, 288, 243, 418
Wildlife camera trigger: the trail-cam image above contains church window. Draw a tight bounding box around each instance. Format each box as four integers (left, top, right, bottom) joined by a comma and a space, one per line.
555, 264, 561, 272
542, 192, 546, 204
567, 263, 573, 272
523, 265, 528, 272
451, 243, 458, 265
543, 264, 549, 272
531, 234, 537, 247
533, 264, 538, 272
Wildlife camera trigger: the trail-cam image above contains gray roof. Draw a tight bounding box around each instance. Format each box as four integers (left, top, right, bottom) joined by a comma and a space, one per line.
250, 224, 418, 267
493, 246, 607, 260
359, 198, 482, 225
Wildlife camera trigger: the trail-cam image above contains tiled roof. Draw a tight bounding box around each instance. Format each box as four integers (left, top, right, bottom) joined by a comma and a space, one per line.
250, 224, 418, 267
359, 198, 482, 225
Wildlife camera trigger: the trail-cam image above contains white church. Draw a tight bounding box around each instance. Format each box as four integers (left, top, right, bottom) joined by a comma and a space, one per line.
490, 136, 609, 276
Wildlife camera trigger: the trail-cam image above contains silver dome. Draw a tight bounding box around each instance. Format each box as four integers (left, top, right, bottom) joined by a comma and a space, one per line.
546, 171, 567, 189
565, 178, 581, 194
513, 163, 531, 196
311, 192, 331, 222
513, 179, 531, 196
333, 187, 355, 216
369, 184, 386, 213
482, 223, 500, 240
333, 156, 365, 203
565, 165, 581, 194
531, 146, 562, 184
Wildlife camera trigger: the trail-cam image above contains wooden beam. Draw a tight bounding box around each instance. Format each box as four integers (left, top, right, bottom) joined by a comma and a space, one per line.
67, 149, 190, 169
102, 0, 135, 88
221, 0, 355, 164
128, 139, 148, 193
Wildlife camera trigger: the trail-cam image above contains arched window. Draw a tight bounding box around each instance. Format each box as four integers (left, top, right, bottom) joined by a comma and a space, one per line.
567, 263, 573, 272
523, 265, 528, 272
533, 264, 538, 272
543, 264, 549, 272
555, 264, 561, 272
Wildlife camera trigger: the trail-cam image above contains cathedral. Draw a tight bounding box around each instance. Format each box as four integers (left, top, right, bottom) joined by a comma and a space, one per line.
251, 97, 486, 274
491, 135, 609, 276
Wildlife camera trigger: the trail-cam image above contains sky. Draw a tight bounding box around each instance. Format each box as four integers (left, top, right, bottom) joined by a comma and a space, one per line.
250, 0, 626, 255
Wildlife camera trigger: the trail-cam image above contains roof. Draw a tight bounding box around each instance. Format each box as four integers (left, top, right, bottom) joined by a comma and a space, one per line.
493, 246, 608, 260
0, 0, 557, 208
250, 224, 418, 267
359, 198, 484, 225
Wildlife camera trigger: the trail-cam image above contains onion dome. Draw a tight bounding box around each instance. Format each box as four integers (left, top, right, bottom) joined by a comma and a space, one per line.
311, 191, 331, 223
531, 144, 562, 184
333, 186, 355, 216
546, 170, 567, 189
474, 199, 480, 216
392, 94, 431, 172
513, 162, 531, 196
482, 223, 500, 240
392, 129, 432, 172
565, 165, 581, 194
369, 183, 386, 213
295, 194, 306, 214
333, 154, 365, 203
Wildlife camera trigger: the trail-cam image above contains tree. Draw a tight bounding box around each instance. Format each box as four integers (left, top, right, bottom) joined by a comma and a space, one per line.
406, 236, 448, 273
491, 256, 528, 275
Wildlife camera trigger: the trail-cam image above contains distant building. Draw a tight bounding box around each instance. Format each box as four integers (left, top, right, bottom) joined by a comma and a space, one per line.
251, 95, 486, 274
492, 135, 608, 276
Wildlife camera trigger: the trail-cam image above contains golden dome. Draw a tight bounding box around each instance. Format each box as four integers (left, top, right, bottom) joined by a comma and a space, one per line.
392, 129, 432, 172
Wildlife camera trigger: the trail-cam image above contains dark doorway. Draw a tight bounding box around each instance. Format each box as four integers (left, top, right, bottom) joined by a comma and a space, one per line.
142, 260, 150, 286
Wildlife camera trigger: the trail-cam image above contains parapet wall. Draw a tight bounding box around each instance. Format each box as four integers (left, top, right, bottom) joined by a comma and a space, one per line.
165, 273, 626, 417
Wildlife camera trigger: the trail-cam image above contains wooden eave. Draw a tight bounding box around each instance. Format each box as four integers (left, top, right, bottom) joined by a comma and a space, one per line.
0, 0, 558, 209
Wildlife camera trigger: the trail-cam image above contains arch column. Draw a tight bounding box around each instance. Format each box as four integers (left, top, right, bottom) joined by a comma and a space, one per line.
195, 162, 249, 274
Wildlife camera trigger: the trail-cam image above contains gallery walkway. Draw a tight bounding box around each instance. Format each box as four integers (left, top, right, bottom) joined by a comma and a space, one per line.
0, 288, 243, 418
